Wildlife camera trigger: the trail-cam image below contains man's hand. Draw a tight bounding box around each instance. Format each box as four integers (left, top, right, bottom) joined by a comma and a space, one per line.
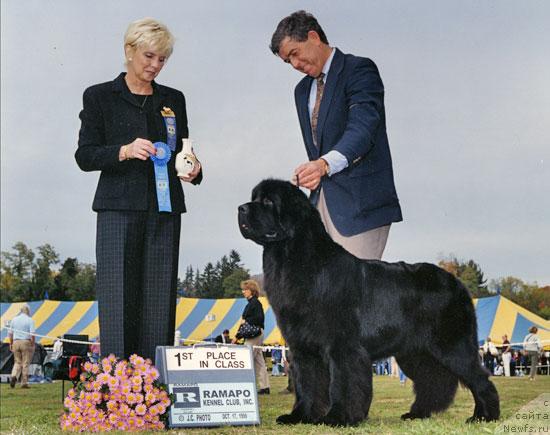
292, 159, 328, 190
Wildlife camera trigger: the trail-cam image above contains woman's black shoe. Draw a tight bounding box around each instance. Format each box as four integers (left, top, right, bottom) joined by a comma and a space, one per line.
258, 388, 270, 395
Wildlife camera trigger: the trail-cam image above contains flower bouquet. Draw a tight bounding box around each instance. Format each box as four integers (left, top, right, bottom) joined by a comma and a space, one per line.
60, 354, 172, 432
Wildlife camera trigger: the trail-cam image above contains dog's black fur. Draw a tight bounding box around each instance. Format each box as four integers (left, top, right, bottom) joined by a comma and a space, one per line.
238, 179, 499, 426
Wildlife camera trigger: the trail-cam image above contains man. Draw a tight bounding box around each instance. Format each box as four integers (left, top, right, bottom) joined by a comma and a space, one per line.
214, 329, 231, 344
270, 11, 402, 260
501, 334, 512, 377
8, 304, 36, 389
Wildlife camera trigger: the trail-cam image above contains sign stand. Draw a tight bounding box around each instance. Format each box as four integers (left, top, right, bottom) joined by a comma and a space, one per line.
155, 344, 261, 428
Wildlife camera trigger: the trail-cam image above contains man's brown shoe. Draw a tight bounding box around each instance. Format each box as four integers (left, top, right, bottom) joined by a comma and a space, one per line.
9, 377, 16, 388
21, 384, 30, 389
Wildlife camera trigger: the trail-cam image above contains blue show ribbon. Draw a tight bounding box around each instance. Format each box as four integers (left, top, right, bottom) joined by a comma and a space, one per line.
161, 109, 177, 152
150, 142, 172, 212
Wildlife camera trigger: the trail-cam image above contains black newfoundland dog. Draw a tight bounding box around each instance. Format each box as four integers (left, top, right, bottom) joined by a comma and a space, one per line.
238, 179, 499, 426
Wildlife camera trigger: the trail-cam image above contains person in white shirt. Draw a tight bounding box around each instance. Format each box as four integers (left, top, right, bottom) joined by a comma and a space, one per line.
501, 335, 512, 377
523, 326, 542, 380
51, 336, 63, 360
482, 337, 498, 374
8, 304, 36, 389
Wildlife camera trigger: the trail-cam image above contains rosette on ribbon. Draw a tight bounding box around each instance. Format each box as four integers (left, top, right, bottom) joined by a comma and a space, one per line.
151, 142, 172, 165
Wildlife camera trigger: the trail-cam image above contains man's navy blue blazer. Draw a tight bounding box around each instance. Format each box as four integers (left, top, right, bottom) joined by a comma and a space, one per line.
76, 72, 201, 214
295, 48, 402, 236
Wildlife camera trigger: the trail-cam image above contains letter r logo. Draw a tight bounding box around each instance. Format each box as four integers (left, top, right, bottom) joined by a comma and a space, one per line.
178, 392, 198, 403
173, 386, 201, 409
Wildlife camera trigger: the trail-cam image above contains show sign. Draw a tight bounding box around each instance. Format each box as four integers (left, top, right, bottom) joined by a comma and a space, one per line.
155, 345, 260, 428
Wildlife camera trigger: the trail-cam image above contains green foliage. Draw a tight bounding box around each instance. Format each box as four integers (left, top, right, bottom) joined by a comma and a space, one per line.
438, 255, 548, 319
1, 242, 35, 301
0, 243, 95, 302
489, 278, 549, 320
67, 263, 96, 300
223, 268, 251, 298
186, 250, 250, 299
438, 256, 490, 298
178, 265, 195, 297
31, 243, 60, 300
198, 262, 219, 298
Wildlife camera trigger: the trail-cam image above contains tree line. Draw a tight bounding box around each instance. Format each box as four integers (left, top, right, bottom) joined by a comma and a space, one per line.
1, 243, 547, 320
0, 242, 95, 302
438, 255, 549, 319
177, 249, 251, 298
0, 242, 250, 302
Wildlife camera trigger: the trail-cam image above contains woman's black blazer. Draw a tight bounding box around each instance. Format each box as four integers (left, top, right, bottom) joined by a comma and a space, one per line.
75, 72, 202, 213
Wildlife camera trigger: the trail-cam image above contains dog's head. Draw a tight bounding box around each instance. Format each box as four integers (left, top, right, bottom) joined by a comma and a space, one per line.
238, 179, 315, 245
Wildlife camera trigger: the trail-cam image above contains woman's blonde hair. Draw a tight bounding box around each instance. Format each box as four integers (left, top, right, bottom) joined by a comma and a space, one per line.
124, 17, 174, 59
241, 279, 260, 297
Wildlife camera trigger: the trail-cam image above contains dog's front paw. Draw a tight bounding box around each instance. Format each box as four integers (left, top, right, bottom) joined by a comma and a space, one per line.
401, 411, 430, 420
276, 413, 303, 425
466, 415, 498, 423
320, 408, 362, 427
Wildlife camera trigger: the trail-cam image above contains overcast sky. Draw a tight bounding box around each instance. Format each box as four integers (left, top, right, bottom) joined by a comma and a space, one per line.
1, 0, 549, 287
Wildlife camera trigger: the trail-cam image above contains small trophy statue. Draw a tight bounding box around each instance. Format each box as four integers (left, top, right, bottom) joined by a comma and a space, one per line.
175, 138, 198, 177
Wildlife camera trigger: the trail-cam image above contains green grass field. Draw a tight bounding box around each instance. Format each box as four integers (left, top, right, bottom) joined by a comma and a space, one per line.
1, 375, 548, 434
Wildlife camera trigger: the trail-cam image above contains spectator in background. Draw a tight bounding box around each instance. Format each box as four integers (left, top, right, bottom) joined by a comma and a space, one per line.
215, 329, 231, 344
390, 356, 399, 378
523, 326, 542, 380
541, 351, 549, 375
510, 351, 519, 376
271, 346, 284, 376
501, 334, 512, 377
233, 280, 270, 395
51, 336, 63, 360
482, 337, 498, 374
90, 335, 101, 363
8, 304, 35, 389
398, 365, 407, 386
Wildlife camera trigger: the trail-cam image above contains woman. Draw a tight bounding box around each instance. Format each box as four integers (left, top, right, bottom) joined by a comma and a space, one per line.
501, 334, 512, 377
233, 280, 270, 394
523, 326, 542, 380
75, 18, 202, 361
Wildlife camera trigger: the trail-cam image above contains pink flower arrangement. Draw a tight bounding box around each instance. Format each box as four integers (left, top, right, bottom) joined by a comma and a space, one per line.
60, 354, 172, 432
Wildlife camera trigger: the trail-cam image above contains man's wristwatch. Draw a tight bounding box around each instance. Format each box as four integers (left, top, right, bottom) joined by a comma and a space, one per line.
319, 158, 329, 176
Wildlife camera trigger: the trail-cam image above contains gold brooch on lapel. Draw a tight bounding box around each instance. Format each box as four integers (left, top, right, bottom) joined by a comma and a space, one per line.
161, 106, 175, 117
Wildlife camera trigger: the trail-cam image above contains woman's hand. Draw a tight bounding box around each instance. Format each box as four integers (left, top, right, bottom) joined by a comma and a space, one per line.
179, 160, 202, 183
119, 138, 156, 161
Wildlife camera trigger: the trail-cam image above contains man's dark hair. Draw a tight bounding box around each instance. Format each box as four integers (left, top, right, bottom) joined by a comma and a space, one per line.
223, 329, 230, 334
270, 10, 329, 55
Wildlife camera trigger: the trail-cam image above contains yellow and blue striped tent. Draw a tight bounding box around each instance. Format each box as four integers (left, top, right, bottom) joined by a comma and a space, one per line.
1, 295, 548, 348
473, 295, 549, 349
1, 297, 283, 346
